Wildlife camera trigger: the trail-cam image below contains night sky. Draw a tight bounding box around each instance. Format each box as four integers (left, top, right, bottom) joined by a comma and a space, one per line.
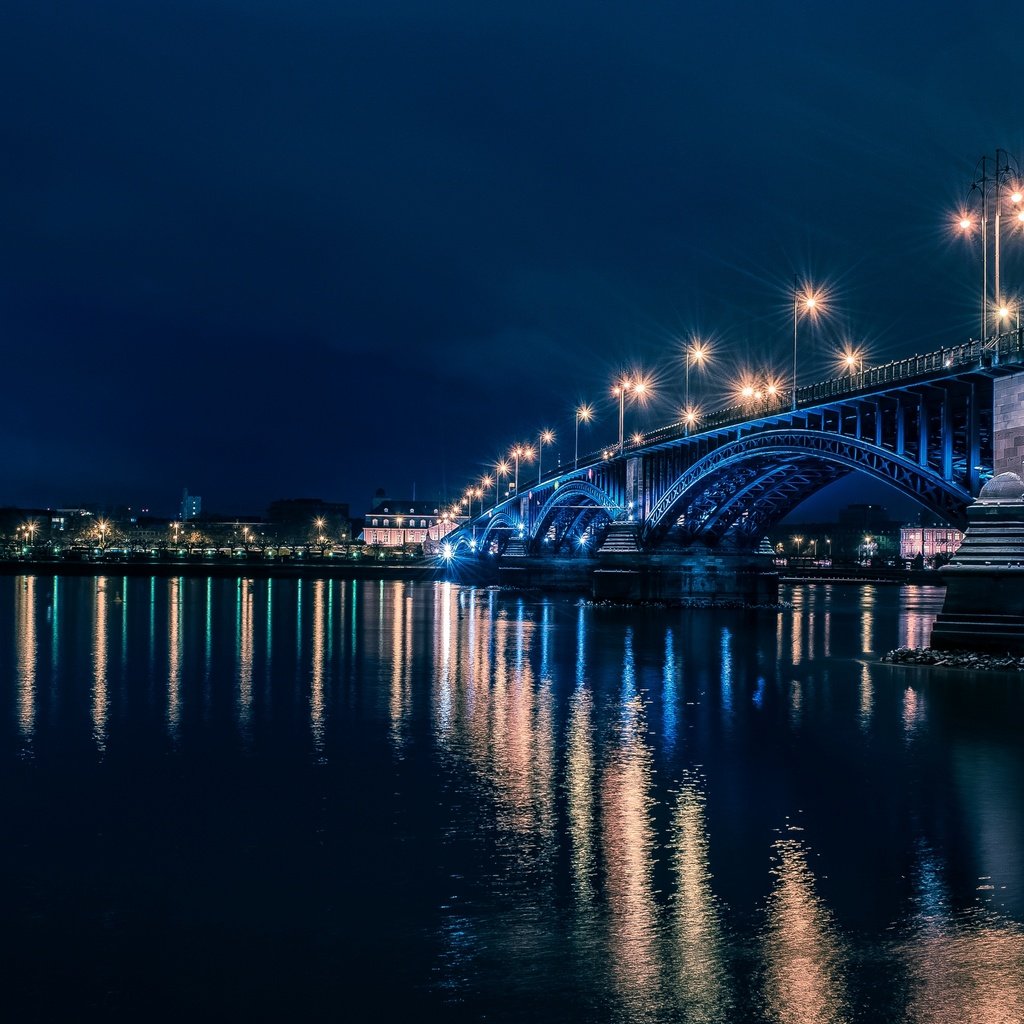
3, 1, 1022, 517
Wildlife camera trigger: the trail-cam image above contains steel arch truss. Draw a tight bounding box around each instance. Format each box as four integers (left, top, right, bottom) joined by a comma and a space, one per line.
530, 481, 621, 548
643, 429, 972, 545
477, 510, 518, 547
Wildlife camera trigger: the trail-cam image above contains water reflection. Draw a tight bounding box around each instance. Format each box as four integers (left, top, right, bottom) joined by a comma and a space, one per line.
858, 661, 873, 733
669, 774, 732, 1021
168, 577, 182, 742
390, 581, 412, 752
4, 577, 1024, 1022
905, 844, 1024, 1023
860, 586, 875, 653
92, 577, 109, 753
565, 687, 596, 903
310, 579, 327, 758
762, 832, 848, 1024
602, 632, 660, 1013
236, 578, 254, 743
15, 577, 36, 747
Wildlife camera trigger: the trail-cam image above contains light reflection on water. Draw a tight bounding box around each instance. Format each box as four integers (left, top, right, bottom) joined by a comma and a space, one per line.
2, 576, 1023, 1021
761, 832, 848, 1024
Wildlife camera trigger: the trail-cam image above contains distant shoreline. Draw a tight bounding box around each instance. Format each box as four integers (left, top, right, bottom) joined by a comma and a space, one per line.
0, 556, 455, 583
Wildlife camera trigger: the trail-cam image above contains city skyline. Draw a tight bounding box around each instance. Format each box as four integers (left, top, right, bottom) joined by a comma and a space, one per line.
3, 2, 1022, 516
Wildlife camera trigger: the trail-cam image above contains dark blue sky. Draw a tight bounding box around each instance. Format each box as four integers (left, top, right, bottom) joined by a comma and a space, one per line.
2, 1, 1022, 516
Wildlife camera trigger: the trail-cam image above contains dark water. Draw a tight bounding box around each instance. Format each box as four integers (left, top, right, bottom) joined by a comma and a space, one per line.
2, 576, 1023, 1021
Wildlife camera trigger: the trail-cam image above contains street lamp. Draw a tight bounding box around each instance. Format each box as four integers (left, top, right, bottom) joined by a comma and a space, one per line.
537, 429, 555, 483
792, 281, 824, 410
998, 303, 1021, 332
510, 444, 534, 494
495, 460, 511, 502
613, 375, 650, 451
683, 339, 708, 434
574, 403, 593, 469
959, 150, 1022, 341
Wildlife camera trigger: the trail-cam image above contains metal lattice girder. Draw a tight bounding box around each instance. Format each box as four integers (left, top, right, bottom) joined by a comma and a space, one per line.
643, 428, 973, 544
477, 511, 517, 546
530, 479, 622, 543
697, 460, 848, 542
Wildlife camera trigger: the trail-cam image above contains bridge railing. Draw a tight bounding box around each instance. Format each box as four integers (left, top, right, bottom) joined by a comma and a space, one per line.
486, 329, 1024, 506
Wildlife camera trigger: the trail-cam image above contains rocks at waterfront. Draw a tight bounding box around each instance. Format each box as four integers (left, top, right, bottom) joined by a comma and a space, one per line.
882, 646, 1024, 670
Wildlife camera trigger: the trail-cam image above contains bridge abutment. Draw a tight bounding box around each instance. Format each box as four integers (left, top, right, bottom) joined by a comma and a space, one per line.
931, 471, 1024, 652
992, 372, 1024, 475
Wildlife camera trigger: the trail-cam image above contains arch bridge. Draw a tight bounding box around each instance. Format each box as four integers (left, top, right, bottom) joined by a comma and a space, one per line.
446, 332, 1024, 557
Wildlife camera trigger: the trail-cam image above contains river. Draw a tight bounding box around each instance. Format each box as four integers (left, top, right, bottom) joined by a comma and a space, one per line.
2, 576, 1022, 1021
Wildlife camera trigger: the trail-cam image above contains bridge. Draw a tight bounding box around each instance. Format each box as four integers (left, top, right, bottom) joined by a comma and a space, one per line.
444, 331, 1024, 565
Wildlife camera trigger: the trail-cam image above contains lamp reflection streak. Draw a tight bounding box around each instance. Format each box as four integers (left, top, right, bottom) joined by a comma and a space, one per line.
167, 577, 182, 742
860, 587, 875, 653
670, 775, 732, 1019
602, 635, 661, 1012
858, 662, 873, 733
662, 628, 677, 751
15, 576, 36, 746
720, 627, 733, 717
762, 835, 848, 1024
92, 578, 109, 753
566, 688, 596, 903
903, 841, 1024, 1023
236, 578, 254, 743
310, 579, 326, 759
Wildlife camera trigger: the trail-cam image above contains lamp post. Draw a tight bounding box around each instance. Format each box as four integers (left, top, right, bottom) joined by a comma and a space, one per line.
684, 340, 707, 435
510, 445, 533, 494
960, 150, 1022, 341
537, 429, 554, 483
613, 376, 649, 451
495, 460, 510, 502
792, 280, 823, 410
574, 404, 593, 469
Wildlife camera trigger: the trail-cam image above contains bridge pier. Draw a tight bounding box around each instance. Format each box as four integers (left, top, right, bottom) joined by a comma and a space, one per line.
931, 471, 1024, 652
490, 526, 777, 604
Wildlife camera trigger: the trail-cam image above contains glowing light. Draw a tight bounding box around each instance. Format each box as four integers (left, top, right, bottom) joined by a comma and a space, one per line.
1000, 306, 1011, 319
540, 429, 555, 445
630, 431, 644, 445
959, 214, 973, 230
576, 403, 593, 423
1013, 190, 1023, 204
441, 542, 454, 561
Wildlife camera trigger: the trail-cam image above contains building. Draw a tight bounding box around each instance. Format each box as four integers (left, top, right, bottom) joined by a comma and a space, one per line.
899, 525, 964, 564
180, 489, 202, 521
361, 494, 452, 548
